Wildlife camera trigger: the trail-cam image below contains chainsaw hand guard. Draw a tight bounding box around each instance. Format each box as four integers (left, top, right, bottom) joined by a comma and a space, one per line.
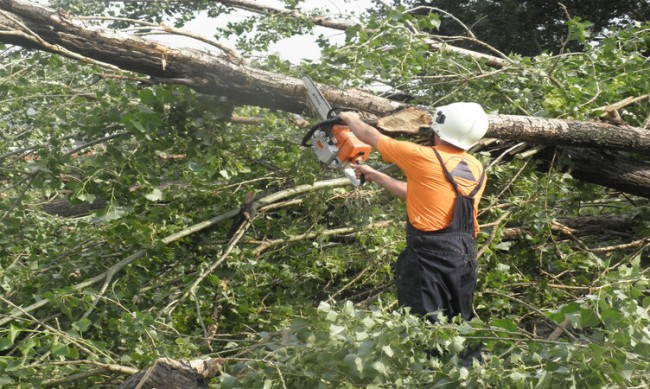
301, 117, 344, 147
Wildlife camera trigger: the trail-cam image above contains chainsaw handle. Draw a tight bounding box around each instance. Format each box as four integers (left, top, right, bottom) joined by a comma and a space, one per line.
301, 116, 344, 147
357, 158, 366, 186
342, 168, 362, 186
343, 163, 366, 187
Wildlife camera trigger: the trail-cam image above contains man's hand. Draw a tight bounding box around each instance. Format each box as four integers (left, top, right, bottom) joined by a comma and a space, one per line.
351, 162, 407, 200
338, 111, 361, 124
351, 162, 379, 182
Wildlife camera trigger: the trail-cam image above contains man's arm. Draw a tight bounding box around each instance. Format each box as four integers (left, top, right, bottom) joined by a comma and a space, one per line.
338, 112, 383, 149
352, 163, 407, 200
339, 112, 406, 199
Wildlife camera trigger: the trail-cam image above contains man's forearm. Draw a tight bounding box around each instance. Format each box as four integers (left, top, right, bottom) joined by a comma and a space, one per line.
338, 113, 382, 149
372, 171, 407, 200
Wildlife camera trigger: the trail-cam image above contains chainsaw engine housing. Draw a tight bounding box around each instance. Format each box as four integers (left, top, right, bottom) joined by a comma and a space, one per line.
311, 124, 371, 169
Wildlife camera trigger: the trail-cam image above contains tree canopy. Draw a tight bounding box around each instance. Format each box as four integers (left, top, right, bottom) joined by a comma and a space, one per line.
0, 0, 649, 387
404, 0, 650, 56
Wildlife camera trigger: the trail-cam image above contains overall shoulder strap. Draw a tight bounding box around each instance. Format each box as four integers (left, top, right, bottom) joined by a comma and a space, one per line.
468, 167, 486, 198
432, 148, 484, 198
432, 148, 459, 194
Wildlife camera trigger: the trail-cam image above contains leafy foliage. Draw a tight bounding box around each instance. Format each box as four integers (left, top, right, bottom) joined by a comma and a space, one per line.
402, 0, 650, 56
1, 2, 649, 388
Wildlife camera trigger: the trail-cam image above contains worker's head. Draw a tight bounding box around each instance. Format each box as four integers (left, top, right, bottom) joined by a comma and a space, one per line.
429, 102, 488, 150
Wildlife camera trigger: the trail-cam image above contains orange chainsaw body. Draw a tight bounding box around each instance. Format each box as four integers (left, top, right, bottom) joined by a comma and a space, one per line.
331, 125, 371, 163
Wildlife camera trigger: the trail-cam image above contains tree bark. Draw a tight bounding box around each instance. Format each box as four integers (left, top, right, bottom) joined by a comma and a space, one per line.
566, 148, 650, 198
1, 0, 649, 197
377, 108, 650, 153
118, 358, 221, 389
40, 197, 107, 217
376, 108, 650, 198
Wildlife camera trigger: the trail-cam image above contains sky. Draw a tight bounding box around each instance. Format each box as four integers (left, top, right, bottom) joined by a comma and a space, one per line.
173, 0, 376, 63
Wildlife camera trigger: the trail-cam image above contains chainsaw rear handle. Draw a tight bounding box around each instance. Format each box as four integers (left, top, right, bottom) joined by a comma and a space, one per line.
355, 157, 366, 186
301, 116, 344, 147
343, 161, 366, 187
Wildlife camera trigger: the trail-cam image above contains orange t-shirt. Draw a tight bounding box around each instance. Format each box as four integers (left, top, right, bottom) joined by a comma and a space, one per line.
377, 137, 486, 236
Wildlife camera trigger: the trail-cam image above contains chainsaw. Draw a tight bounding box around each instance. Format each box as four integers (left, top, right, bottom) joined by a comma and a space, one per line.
301, 75, 371, 186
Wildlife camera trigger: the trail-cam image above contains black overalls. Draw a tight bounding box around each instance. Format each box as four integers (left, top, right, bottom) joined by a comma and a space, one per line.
395, 148, 485, 323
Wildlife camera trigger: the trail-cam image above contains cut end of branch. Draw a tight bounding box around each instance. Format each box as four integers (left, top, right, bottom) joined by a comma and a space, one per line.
377, 106, 433, 136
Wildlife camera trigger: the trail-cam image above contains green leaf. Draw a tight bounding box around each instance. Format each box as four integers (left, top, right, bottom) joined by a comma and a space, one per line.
51, 343, 68, 357
8, 325, 19, 345
72, 318, 92, 333
139, 89, 156, 106
372, 360, 388, 376
329, 324, 345, 337
130, 119, 146, 133
342, 353, 359, 373
0, 337, 12, 351
382, 345, 394, 357
491, 318, 519, 332
580, 308, 600, 328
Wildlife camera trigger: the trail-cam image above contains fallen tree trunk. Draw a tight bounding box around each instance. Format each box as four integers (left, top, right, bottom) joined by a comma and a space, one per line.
377, 108, 650, 198
377, 107, 650, 155
1, 0, 649, 197
0, 0, 401, 116
500, 213, 643, 241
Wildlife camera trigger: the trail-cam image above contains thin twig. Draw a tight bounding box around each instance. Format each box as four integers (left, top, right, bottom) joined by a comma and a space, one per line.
66, 131, 130, 156
29, 359, 137, 375
253, 221, 392, 256
330, 266, 371, 300
477, 211, 510, 258
0, 132, 80, 161
407, 6, 475, 38
42, 368, 107, 387
488, 142, 527, 169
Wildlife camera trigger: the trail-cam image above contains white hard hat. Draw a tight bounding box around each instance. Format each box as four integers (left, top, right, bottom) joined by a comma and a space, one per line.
430, 102, 489, 150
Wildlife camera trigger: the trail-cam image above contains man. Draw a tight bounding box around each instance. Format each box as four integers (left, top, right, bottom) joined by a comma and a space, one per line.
338, 102, 488, 344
